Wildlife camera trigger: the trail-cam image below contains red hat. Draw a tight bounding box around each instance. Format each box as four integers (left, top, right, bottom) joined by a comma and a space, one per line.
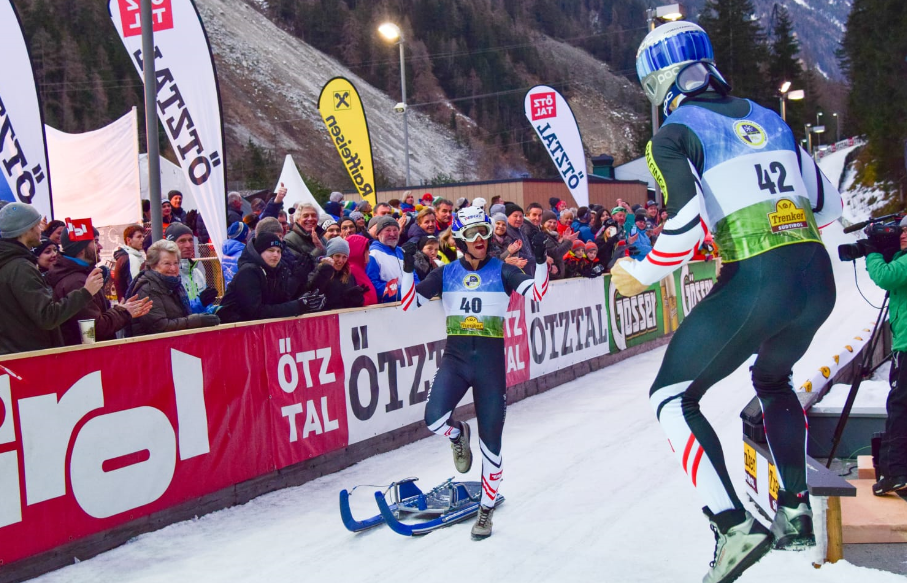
585, 240, 598, 251
421, 193, 434, 202
572, 239, 586, 251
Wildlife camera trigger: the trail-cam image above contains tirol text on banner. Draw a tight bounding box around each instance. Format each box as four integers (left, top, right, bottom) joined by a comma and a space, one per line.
318, 77, 376, 207
524, 86, 588, 207
108, 0, 227, 259
0, 0, 53, 219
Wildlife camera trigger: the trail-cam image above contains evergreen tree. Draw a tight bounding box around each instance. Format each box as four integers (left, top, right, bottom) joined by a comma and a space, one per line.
767, 6, 805, 139
698, 0, 771, 107
840, 0, 907, 193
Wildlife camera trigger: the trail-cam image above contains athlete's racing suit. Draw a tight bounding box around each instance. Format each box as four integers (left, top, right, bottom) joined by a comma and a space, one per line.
400, 254, 548, 509
617, 93, 843, 516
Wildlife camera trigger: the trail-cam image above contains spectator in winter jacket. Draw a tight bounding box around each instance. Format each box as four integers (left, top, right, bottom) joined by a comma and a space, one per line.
503, 203, 535, 275
521, 203, 544, 238
284, 203, 327, 261
433, 198, 454, 232
0, 203, 105, 354
47, 228, 152, 345
161, 200, 177, 231
549, 197, 565, 218
33, 237, 60, 275
43, 220, 65, 245
407, 208, 437, 241
227, 192, 244, 226
629, 210, 653, 261
557, 209, 574, 237
217, 235, 326, 323
400, 192, 416, 213
367, 216, 410, 303
563, 239, 587, 279
322, 219, 341, 240
168, 190, 187, 223
221, 221, 250, 287
346, 235, 377, 307
129, 240, 219, 336
581, 241, 606, 278
309, 237, 368, 311
339, 218, 357, 239
413, 235, 440, 281
571, 207, 595, 243
113, 224, 146, 302
540, 210, 573, 279
165, 223, 215, 314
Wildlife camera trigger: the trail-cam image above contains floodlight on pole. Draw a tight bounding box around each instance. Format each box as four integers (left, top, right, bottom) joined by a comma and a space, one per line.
779, 81, 791, 94
778, 82, 802, 122
378, 22, 410, 186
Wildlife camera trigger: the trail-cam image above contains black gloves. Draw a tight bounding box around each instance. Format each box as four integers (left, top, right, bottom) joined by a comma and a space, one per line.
188, 313, 220, 327
627, 245, 639, 256
401, 240, 418, 273
298, 290, 326, 313
342, 284, 367, 305
530, 231, 548, 264
199, 287, 218, 307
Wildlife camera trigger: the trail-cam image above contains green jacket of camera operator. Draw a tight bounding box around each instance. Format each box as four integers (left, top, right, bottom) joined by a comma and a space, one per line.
866, 249, 907, 352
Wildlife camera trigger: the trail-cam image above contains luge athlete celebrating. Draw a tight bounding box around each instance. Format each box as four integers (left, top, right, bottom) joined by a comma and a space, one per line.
400, 206, 549, 539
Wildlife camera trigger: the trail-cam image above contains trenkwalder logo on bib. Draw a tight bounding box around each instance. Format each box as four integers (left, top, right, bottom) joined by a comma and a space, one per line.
734, 120, 767, 149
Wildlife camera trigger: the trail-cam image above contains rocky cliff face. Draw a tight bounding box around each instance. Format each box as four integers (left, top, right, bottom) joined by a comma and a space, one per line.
197, 0, 648, 189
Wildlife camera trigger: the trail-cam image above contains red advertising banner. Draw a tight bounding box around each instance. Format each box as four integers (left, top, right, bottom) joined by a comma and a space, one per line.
263, 316, 348, 468
0, 314, 342, 565
505, 294, 531, 387
117, 0, 174, 38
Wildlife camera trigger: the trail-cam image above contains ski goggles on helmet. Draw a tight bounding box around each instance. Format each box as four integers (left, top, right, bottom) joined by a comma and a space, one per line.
636, 24, 714, 107
459, 224, 492, 242
662, 62, 731, 116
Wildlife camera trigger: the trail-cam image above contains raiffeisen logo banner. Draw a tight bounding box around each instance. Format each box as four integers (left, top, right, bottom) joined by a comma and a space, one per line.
318, 77, 376, 207
108, 0, 227, 259
523, 85, 589, 207
0, 0, 53, 218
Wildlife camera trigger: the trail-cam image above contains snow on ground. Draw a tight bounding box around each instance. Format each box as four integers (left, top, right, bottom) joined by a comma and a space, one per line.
819, 143, 888, 225
28, 146, 902, 583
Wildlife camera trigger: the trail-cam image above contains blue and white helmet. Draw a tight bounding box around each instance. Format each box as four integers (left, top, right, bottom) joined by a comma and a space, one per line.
451, 206, 493, 242
636, 21, 717, 109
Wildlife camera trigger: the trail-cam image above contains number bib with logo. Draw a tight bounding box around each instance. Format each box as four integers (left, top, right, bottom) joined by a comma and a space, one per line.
664, 101, 821, 261
441, 258, 509, 338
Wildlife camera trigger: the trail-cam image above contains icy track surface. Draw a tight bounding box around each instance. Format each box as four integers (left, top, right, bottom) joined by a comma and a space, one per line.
32, 185, 900, 583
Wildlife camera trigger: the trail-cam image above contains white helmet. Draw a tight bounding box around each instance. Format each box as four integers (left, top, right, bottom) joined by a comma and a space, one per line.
451, 206, 493, 242
636, 21, 727, 112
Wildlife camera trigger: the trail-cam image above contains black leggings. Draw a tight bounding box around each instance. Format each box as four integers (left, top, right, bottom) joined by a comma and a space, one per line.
883, 351, 907, 476
650, 242, 835, 512
425, 336, 507, 507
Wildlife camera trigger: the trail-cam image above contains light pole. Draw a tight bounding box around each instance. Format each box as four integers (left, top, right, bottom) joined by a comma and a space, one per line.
645, 3, 684, 136
778, 82, 804, 122
378, 22, 411, 186
805, 123, 813, 155
833, 112, 840, 143
815, 111, 823, 149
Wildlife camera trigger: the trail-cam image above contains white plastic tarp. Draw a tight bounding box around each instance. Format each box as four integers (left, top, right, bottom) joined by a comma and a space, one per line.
45, 108, 140, 226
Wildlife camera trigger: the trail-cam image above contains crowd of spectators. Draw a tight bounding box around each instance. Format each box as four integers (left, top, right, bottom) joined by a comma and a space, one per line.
0, 183, 712, 356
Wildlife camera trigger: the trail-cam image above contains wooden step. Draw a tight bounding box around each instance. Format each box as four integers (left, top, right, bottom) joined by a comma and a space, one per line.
842, 479, 907, 543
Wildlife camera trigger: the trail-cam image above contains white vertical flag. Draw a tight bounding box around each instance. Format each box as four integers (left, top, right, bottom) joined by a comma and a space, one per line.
524, 86, 589, 208
275, 155, 325, 217
0, 0, 53, 219
108, 0, 226, 257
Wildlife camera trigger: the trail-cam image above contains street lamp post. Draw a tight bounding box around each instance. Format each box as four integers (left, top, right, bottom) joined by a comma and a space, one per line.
378, 22, 411, 186
805, 123, 813, 154
778, 82, 804, 123
833, 112, 840, 143
815, 111, 823, 149
645, 3, 684, 136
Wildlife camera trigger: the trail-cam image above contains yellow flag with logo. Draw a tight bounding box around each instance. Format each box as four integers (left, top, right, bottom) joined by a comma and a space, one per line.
317, 77, 376, 206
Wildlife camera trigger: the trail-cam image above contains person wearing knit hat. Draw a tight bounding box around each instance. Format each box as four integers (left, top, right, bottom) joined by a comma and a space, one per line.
421, 193, 434, 204
472, 197, 486, 210
323, 200, 343, 220
164, 222, 212, 314
372, 215, 398, 238
366, 214, 405, 303
455, 197, 468, 210
0, 203, 105, 353
504, 202, 523, 218
253, 234, 284, 257
309, 234, 370, 311
489, 203, 506, 217
540, 210, 557, 226
32, 237, 60, 274
549, 197, 563, 217
349, 211, 365, 232
43, 219, 66, 244
221, 221, 249, 287
324, 236, 350, 258
60, 226, 100, 259
330, 191, 344, 203
0, 202, 42, 239
491, 213, 507, 225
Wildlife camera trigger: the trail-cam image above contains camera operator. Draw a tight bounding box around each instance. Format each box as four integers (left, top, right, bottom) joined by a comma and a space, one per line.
862, 217, 907, 495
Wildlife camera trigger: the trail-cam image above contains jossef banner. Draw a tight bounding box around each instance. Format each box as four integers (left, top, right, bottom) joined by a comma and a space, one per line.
318, 77, 376, 207
524, 85, 589, 207
0, 0, 53, 219
108, 0, 227, 258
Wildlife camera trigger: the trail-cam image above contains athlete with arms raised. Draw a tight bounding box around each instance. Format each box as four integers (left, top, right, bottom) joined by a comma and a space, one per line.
400, 206, 549, 539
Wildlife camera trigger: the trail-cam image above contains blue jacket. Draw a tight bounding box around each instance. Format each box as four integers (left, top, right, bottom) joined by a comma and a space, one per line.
221, 239, 246, 287
571, 220, 595, 243
629, 226, 653, 261
367, 241, 412, 303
